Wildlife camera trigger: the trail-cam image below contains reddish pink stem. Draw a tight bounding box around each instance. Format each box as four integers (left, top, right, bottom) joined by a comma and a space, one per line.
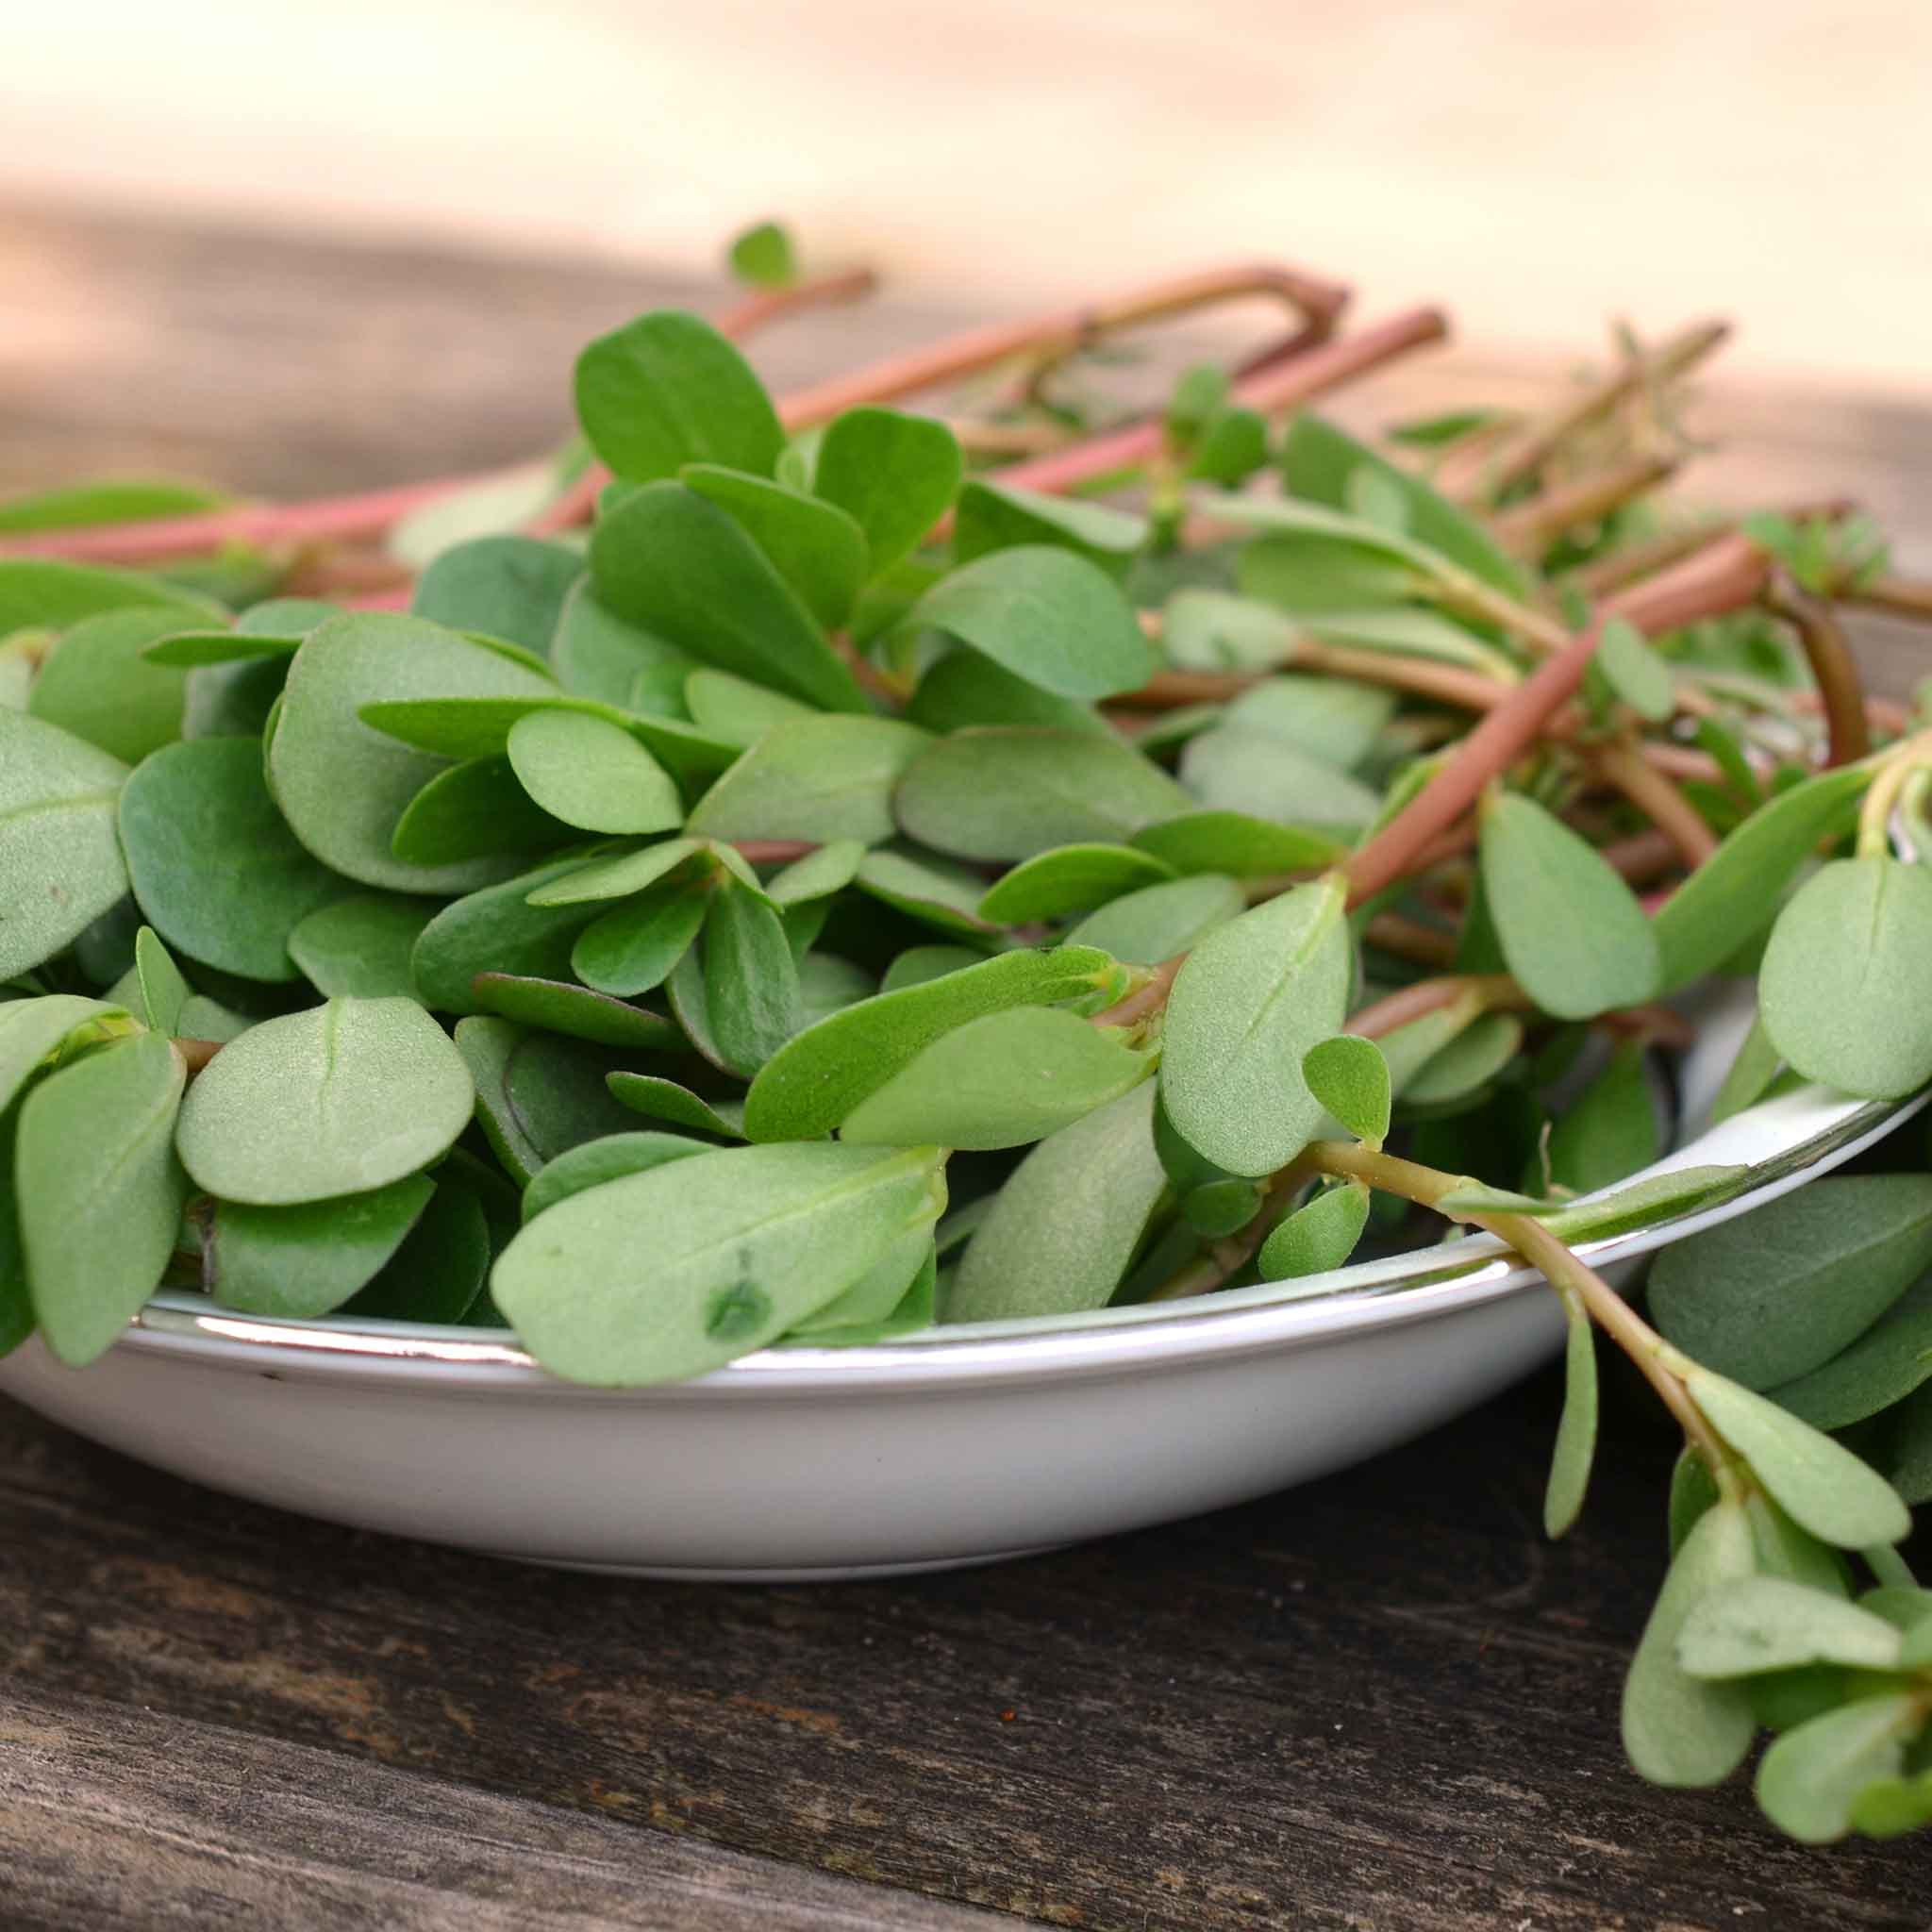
1343, 534, 1771, 908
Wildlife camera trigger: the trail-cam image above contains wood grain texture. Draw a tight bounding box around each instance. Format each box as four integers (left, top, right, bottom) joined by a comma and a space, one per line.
1, 203, 1930, 1930
0, 1690, 1008, 1931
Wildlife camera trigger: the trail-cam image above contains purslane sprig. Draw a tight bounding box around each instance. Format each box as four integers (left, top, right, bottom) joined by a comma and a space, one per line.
6, 222, 1932, 1841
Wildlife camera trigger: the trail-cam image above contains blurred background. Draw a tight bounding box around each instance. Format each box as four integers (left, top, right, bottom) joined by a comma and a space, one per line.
5, 0, 1930, 390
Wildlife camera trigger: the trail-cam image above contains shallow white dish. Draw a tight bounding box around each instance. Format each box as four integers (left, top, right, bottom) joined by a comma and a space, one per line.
3, 1028, 1924, 1578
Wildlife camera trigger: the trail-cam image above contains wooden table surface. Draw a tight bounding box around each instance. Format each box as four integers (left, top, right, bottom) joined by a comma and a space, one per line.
3, 203, 1930, 1931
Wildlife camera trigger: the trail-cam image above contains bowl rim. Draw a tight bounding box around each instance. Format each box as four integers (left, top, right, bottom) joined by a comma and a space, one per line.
116, 1083, 1929, 1398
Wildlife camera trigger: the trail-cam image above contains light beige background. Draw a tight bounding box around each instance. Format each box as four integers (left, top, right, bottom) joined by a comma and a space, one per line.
4, 0, 1928, 391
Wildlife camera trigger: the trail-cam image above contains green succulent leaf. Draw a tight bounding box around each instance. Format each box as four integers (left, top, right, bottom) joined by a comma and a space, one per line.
505, 708, 682, 836
1544, 1295, 1599, 1539
1545, 1042, 1659, 1195
895, 727, 1191, 861
688, 716, 933, 846
1257, 1179, 1370, 1281
468, 973, 678, 1053
703, 880, 801, 1076
680, 668, 816, 749
1711, 1009, 1783, 1124
1675, 1576, 1905, 1680
131, 926, 190, 1036
1688, 1369, 1911, 1548
977, 843, 1176, 924
1620, 1498, 1758, 1787
1760, 856, 1932, 1099
682, 463, 869, 631
1479, 792, 1660, 1019
492, 1141, 946, 1384
1159, 875, 1352, 1175
906, 645, 1108, 738
0, 995, 131, 1116
411, 536, 581, 657
1126, 810, 1344, 878
0, 708, 132, 981
1591, 616, 1676, 723
1756, 1693, 1924, 1844
390, 755, 571, 867
766, 839, 865, 907
789, 1231, 933, 1336
1768, 1278, 1932, 1432
1302, 1036, 1391, 1147
841, 1006, 1152, 1150
743, 944, 1117, 1142
346, 1169, 494, 1325
1652, 765, 1870, 993
205, 1174, 435, 1319
1401, 1012, 1524, 1108
549, 581, 697, 710
286, 892, 441, 1001
575, 310, 785, 485
952, 482, 1148, 582
268, 613, 558, 894
1280, 414, 1526, 596
119, 735, 350, 981
1178, 725, 1382, 835
945, 1082, 1166, 1323
454, 1017, 641, 1187
590, 481, 866, 712
17, 1031, 188, 1366
26, 608, 190, 763
412, 853, 609, 1014
0, 558, 217, 637
176, 997, 474, 1207
909, 547, 1155, 700
606, 1073, 746, 1140
522, 1130, 711, 1223
811, 408, 962, 577
572, 876, 708, 997
726, 221, 796, 289
1649, 1174, 1932, 1390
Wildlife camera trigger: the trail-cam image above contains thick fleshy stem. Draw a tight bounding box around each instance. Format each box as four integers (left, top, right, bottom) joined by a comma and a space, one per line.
1341, 533, 1772, 908
1491, 451, 1678, 556
1306, 1139, 1731, 1469
1590, 733, 1719, 869
1343, 973, 1524, 1041
772, 260, 1349, 429
973, 307, 1449, 508
1764, 582, 1871, 765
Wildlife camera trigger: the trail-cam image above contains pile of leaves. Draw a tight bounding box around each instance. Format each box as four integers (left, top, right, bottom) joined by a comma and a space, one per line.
5, 227, 1932, 1840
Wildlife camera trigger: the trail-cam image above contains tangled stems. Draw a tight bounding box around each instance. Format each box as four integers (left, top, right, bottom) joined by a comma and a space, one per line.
1342, 532, 1773, 908
1856, 727, 1932, 858
1304, 1140, 1733, 1474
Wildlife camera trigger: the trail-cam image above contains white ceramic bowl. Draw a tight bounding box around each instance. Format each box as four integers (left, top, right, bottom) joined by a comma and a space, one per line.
3, 1041, 1924, 1578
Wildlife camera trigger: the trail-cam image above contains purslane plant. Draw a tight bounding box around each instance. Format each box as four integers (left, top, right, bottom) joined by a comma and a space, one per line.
5, 225, 1932, 1841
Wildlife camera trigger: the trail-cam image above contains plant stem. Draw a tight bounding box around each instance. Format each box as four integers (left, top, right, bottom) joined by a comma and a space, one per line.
1857, 729, 1932, 858
1342, 533, 1771, 908
1590, 733, 1719, 869
1113, 643, 1515, 715
772, 260, 1350, 429
1344, 973, 1523, 1041
1091, 955, 1185, 1029
1304, 1139, 1730, 1468
1491, 452, 1678, 556
1765, 583, 1871, 764
978, 308, 1449, 507
1836, 574, 1932, 625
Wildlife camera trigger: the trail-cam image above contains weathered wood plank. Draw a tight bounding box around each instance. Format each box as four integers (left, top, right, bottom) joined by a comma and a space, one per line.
0, 1688, 1008, 1931
2, 1372, 1926, 1931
